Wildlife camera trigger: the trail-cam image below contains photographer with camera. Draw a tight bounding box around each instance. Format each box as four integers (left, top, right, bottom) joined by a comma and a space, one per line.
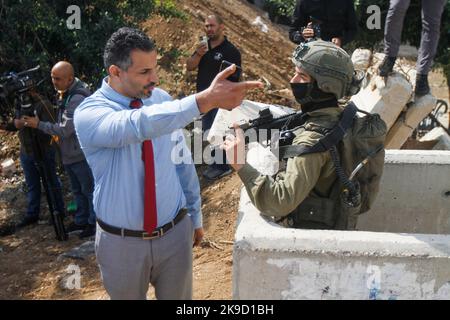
288, 0, 357, 47
0, 88, 65, 229
22, 61, 96, 239
186, 14, 242, 180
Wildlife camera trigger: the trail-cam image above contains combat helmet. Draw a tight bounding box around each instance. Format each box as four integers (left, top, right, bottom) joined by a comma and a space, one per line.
292, 40, 363, 101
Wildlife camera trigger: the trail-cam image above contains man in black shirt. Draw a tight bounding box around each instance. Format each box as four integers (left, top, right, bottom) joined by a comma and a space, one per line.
186, 14, 242, 180
289, 0, 357, 47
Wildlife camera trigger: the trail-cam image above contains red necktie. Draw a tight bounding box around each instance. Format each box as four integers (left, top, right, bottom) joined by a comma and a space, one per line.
130, 99, 158, 233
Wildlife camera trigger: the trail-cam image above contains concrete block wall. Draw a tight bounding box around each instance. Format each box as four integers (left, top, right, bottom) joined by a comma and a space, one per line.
351, 73, 412, 130
233, 150, 450, 300
357, 150, 450, 234
420, 128, 450, 151
385, 95, 437, 149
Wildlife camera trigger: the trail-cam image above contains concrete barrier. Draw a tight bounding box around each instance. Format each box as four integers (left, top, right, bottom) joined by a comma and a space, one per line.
357, 150, 450, 234
233, 150, 450, 300
420, 128, 450, 151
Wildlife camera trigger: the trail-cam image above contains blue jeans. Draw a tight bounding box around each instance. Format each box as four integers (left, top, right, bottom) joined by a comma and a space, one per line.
19, 149, 65, 218
64, 160, 96, 225
202, 109, 230, 172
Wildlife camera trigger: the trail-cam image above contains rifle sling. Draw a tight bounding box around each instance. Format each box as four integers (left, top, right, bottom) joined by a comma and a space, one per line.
279, 102, 358, 159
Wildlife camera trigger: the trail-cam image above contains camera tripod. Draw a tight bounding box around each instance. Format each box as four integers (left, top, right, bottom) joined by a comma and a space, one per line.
20, 93, 67, 241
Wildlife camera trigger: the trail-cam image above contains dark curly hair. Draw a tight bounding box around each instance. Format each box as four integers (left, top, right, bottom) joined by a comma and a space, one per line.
103, 27, 156, 71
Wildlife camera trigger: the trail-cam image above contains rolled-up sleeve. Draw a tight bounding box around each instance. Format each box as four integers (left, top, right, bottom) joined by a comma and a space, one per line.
238, 151, 328, 217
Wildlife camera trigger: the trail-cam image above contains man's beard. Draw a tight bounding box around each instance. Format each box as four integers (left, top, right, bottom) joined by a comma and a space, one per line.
138, 91, 152, 99
208, 33, 219, 41
136, 82, 156, 99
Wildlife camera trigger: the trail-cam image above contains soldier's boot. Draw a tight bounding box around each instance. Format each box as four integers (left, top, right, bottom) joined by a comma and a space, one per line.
378, 56, 396, 77
415, 74, 430, 97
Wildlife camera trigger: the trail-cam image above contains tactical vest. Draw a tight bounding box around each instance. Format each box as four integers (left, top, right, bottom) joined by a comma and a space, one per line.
279, 103, 387, 230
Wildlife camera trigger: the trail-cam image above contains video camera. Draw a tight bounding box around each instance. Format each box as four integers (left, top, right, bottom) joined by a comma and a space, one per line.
0, 66, 43, 119
0, 65, 67, 241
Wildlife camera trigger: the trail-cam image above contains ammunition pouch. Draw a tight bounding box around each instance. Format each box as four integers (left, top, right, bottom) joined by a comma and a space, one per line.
286, 196, 336, 229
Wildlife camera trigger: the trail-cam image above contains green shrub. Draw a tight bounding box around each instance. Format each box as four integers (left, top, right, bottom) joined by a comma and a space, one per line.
263, 0, 296, 24
0, 0, 184, 94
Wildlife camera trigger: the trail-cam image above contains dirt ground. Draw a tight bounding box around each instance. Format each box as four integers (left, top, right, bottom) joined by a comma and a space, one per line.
0, 0, 449, 300
0, 166, 242, 300
0, 0, 296, 300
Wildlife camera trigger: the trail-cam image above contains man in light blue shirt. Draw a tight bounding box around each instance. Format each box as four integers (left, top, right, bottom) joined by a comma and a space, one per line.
74, 27, 262, 300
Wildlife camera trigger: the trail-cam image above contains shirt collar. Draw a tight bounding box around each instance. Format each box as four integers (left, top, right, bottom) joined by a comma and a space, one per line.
218, 36, 229, 48
100, 77, 135, 108
211, 36, 228, 50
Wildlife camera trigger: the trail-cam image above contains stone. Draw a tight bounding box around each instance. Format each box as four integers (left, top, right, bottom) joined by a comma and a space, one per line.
57, 241, 95, 261
351, 48, 372, 71
1, 158, 16, 177
420, 127, 450, 151
351, 72, 413, 131
246, 142, 280, 176
386, 94, 437, 149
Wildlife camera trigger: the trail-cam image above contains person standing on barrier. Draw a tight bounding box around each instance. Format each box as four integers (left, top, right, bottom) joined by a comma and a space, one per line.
378, 0, 446, 96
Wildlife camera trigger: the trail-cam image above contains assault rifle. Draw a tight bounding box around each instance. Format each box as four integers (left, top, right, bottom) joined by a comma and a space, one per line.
234, 107, 307, 147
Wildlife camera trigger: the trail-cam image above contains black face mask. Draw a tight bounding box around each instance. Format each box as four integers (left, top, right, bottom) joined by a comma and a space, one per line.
290, 82, 312, 104
290, 81, 337, 112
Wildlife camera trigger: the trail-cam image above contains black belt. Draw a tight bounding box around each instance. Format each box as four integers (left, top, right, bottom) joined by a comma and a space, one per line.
97, 208, 187, 240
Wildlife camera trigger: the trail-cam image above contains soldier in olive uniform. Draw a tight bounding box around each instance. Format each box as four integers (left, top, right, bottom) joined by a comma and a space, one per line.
222, 40, 365, 230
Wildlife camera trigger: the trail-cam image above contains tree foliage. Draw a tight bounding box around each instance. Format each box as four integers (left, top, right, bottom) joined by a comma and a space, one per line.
262, 0, 296, 25
0, 0, 183, 93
